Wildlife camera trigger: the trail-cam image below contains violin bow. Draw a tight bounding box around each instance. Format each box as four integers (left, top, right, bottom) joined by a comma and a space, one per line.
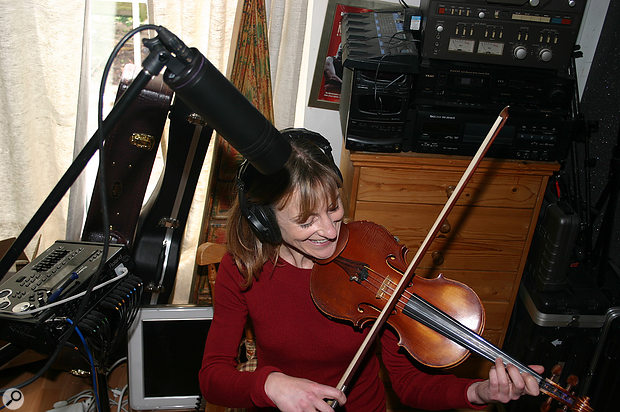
329, 106, 510, 406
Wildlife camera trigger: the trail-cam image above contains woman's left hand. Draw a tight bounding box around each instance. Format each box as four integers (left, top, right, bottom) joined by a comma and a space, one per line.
467, 357, 544, 405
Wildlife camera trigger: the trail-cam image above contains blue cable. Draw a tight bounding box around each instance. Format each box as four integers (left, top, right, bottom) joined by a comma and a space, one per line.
66, 318, 101, 412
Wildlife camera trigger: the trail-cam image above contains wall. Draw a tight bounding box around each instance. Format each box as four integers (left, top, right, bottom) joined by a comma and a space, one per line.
296, 0, 610, 168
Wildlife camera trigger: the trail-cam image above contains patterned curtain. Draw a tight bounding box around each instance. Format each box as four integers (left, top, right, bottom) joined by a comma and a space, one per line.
192, 0, 273, 304
203, 0, 274, 245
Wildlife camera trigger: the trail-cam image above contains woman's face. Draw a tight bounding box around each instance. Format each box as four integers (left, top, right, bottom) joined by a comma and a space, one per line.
275, 190, 344, 268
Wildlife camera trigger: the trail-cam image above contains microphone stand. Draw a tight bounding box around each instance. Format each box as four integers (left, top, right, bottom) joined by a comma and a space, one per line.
0, 31, 178, 412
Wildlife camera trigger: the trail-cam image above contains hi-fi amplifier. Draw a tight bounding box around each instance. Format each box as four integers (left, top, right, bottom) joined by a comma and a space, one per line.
411, 107, 574, 161
420, 0, 587, 71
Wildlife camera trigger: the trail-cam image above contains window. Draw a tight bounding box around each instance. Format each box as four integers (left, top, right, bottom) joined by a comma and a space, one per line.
91, 0, 149, 114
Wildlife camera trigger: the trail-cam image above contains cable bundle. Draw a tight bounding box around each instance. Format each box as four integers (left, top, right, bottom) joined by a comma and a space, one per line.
76, 274, 143, 366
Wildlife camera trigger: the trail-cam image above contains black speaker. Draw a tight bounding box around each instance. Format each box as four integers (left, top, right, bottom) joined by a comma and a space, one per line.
525, 202, 580, 291
578, 0, 620, 268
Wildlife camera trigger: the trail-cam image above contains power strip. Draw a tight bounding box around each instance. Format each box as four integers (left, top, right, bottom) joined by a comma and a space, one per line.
46, 400, 88, 412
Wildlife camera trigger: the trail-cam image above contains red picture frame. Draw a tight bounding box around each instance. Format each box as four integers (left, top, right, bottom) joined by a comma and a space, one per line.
309, 0, 388, 110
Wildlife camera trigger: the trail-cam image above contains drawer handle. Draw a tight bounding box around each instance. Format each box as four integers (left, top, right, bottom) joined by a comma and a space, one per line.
432, 251, 444, 265
439, 220, 451, 234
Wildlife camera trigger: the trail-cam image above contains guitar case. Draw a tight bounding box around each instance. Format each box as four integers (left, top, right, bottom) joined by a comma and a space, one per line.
81, 66, 173, 245
131, 96, 213, 304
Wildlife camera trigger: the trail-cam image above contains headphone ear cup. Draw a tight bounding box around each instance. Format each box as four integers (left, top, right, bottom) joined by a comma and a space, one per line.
244, 202, 282, 244
237, 160, 282, 244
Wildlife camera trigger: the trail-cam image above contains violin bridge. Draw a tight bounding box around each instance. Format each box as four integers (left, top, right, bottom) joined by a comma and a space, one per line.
376, 277, 391, 300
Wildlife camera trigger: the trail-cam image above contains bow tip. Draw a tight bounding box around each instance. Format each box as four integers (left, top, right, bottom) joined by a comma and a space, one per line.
500, 106, 509, 118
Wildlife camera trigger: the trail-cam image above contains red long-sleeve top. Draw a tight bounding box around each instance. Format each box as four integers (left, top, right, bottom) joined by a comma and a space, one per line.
199, 253, 485, 411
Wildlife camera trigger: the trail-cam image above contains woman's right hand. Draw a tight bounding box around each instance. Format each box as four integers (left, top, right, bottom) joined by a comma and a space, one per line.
264, 372, 346, 412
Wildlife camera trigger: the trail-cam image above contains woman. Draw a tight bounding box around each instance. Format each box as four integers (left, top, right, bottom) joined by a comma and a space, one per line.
199, 128, 543, 411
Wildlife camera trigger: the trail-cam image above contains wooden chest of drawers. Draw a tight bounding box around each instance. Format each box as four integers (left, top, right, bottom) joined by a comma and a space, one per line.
340, 150, 559, 377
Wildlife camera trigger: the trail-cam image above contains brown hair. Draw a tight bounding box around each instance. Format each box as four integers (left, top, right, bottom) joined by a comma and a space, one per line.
226, 135, 343, 287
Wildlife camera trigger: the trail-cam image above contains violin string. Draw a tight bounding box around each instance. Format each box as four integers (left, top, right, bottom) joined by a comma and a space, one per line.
357, 265, 412, 312
332, 247, 587, 407
363, 267, 484, 336
336, 257, 453, 318
367, 266, 414, 300
359, 265, 552, 383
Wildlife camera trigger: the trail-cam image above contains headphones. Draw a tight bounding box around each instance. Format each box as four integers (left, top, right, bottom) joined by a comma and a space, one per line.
236, 128, 342, 244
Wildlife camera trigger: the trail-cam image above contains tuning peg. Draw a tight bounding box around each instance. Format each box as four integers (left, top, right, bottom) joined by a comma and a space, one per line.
565, 374, 579, 391
540, 364, 563, 412
554, 375, 579, 412
550, 364, 563, 381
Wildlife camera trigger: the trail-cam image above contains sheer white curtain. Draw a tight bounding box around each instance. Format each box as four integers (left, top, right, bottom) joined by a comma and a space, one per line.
268, 0, 309, 129
0, 1, 86, 261
0, 0, 239, 275
0, 0, 309, 301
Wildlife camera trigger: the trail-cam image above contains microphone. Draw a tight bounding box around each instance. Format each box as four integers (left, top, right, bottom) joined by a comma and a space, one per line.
153, 26, 291, 175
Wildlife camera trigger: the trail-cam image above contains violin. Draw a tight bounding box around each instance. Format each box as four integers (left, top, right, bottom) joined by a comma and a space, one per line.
310, 106, 594, 412
311, 221, 593, 411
